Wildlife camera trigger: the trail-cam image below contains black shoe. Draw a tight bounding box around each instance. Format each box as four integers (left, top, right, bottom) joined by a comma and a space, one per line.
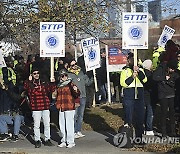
44, 139, 54, 146
35, 140, 41, 148
0, 134, 11, 142
11, 135, 19, 142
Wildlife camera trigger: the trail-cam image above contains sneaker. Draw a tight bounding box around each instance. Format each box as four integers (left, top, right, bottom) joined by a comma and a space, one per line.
0, 134, 11, 142
57, 142, 66, 148
145, 131, 154, 136
44, 139, 54, 146
11, 135, 19, 142
35, 140, 41, 148
74, 133, 80, 139
77, 132, 85, 138
66, 143, 75, 148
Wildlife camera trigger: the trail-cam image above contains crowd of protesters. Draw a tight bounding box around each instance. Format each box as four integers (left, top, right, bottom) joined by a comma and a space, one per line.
0, 39, 180, 148
119, 40, 180, 143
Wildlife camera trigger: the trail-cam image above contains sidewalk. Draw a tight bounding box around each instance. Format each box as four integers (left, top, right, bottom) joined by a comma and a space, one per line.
0, 130, 174, 154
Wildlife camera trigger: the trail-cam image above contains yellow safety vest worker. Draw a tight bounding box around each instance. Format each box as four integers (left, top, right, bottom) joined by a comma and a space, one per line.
8, 67, 16, 85
120, 67, 147, 88
152, 46, 165, 70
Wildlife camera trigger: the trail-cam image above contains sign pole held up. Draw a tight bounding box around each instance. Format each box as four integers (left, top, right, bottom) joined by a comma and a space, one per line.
133, 49, 138, 99
92, 69, 98, 107
50, 57, 54, 82
105, 45, 111, 104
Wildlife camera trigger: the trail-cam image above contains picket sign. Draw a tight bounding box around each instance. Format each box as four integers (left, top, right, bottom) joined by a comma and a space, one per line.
40, 22, 65, 82
158, 25, 175, 48
81, 37, 101, 107
122, 12, 148, 99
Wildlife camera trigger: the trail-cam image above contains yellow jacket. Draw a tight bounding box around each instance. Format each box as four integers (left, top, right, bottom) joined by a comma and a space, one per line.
120, 67, 147, 88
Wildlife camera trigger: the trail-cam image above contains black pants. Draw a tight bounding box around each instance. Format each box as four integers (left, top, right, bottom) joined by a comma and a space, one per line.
160, 97, 175, 131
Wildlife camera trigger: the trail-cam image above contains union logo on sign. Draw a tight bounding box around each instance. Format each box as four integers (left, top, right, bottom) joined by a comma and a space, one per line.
128, 26, 143, 40
46, 35, 59, 48
161, 34, 168, 44
88, 47, 97, 61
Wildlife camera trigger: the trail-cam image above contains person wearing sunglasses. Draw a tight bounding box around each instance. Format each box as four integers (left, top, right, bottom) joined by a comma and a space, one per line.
23, 68, 56, 148
68, 59, 93, 139
56, 70, 80, 148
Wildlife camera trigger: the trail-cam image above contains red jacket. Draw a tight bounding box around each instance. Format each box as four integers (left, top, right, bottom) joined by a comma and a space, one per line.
56, 82, 80, 112
24, 80, 56, 111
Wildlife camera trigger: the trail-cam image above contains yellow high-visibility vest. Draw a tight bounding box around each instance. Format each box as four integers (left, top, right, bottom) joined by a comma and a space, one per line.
30, 64, 32, 74
0, 67, 4, 85
0, 67, 3, 78
8, 67, 16, 85
55, 59, 59, 71
120, 67, 147, 88
152, 46, 165, 70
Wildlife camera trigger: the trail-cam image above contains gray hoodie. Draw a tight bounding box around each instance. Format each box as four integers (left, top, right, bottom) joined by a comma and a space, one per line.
68, 70, 93, 98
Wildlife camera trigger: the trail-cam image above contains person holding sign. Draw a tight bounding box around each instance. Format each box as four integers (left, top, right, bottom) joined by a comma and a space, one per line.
23, 68, 56, 148
160, 40, 178, 63
120, 53, 147, 143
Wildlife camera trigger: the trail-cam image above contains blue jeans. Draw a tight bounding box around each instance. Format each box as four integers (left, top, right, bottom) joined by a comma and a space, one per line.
123, 98, 145, 138
32, 110, 50, 141
0, 114, 24, 135
100, 83, 107, 101
74, 97, 86, 133
145, 104, 153, 131
59, 110, 75, 144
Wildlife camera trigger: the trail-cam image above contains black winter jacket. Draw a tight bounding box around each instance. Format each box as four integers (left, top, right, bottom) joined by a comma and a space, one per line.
153, 63, 179, 100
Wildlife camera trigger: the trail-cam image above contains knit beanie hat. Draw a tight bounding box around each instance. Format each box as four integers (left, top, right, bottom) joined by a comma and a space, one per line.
142, 59, 152, 70
59, 69, 67, 76
31, 67, 39, 73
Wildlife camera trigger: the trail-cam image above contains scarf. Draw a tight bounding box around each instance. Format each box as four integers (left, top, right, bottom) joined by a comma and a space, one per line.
32, 79, 42, 91
68, 67, 81, 75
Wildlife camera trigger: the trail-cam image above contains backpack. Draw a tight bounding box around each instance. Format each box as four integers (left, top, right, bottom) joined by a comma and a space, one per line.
113, 124, 134, 148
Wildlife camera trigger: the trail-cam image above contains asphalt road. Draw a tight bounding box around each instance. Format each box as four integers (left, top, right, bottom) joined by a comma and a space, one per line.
0, 129, 174, 154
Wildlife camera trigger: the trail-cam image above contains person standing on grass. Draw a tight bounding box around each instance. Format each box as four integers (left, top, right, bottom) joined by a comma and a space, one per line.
56, 70, 80, 148
23, 68, 56, 148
